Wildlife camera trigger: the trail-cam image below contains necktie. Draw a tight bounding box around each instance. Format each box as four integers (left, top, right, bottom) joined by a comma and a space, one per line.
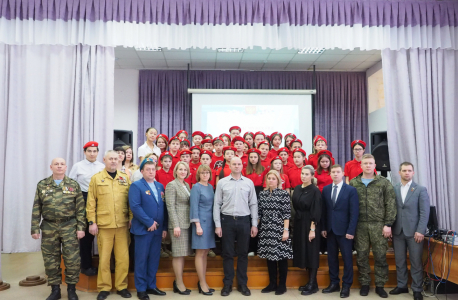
331, 185, 338, 207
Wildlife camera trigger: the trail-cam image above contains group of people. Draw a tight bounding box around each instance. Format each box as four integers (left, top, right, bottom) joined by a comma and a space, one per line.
31, 126, 430, 300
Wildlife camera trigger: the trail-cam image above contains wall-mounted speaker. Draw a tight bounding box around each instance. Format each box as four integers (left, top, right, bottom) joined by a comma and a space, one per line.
114, 130, 133, 149
371, 131, 390, 176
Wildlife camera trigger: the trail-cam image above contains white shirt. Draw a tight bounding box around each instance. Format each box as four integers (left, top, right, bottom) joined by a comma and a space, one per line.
331, 180, 344, 203
137, 141, 161, 161
400, 180, 413, 203
69, 159, 105, 192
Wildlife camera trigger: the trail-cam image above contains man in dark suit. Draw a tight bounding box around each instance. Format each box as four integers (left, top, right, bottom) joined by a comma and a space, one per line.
321, 164, 359, 298
390, 162, 430, 300
129, 159, 168, 300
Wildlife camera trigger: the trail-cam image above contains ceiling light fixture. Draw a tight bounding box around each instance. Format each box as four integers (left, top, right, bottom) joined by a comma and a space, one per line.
135, 47, 162, 52
298, 48, 326, 54
217, 48, 244, 53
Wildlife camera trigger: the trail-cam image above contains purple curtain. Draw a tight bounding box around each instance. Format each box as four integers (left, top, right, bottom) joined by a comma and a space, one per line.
138, 70, 367, 165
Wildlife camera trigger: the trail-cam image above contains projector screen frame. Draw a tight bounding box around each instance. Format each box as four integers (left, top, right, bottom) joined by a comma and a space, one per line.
187, 89, 316, 95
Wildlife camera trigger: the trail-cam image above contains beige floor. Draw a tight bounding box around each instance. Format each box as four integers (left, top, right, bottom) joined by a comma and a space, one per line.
1, 252, 457, 300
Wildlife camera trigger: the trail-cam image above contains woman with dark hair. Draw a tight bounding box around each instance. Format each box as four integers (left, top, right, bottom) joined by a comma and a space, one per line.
215, 146, 236, 186
268, 132, 283, 159
284, 133, 297, 150
123, 145, 139, 174
315, 150, 334, 192
243, 132, 255, 149
344, 140, 375, 184
308, 136, 335, 170
292, 165, 322, 296
242, 148, 265, 197
138, 127, 161, 162
115, 146, 132, 178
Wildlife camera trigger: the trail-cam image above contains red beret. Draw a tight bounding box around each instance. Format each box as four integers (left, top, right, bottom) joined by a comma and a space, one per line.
270, 132, 283, 139
314, 135, 327, 145
277, 147, 290, 154
200, 150, 213, 158
192, 131, 205, 138
265, 135, 270, 140
270, 155, 282, 162
317, 150, 333, 158
254, 131, 266, 137
205, 134, 213, 139
212, 137, 224, 144
169, 136, 180, 143
176, 130, 188, 137
243, 139, 250, 147
257, 141, 270, 149
285, 133, 297, 139
219, 133, 231, 142
179, 149, 192, 156
247, 148, 261, 156
180, 138, 191, 145
351, 140, 366, 149
223, 146, 237, 154
201, 138, 213, 145
229, 126, 241, 132
83, 141, 98, 149
160, 151, 173, 160
290, 139, 303, 146
156, 134, 169, 142
243, 132, 254, 139
190, 146, 201, 152
232, 136, 245, 144
292, 148, 307, 156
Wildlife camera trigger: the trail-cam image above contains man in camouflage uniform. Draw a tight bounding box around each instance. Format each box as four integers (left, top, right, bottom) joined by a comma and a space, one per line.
350, 154, 396, 298
31, 158, 86, 300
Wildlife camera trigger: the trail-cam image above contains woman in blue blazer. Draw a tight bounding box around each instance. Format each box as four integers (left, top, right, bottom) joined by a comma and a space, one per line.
129, 159, 168, 300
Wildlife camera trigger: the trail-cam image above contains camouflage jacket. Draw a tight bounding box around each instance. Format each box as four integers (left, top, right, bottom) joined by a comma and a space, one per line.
349, 174, 396, 224
31, 175, 86, 234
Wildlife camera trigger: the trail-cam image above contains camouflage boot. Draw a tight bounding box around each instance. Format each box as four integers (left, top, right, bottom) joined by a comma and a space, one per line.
46, 285, 61, 300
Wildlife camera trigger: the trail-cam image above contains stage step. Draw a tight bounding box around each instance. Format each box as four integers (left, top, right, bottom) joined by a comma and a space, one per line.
70, 252, 410, 293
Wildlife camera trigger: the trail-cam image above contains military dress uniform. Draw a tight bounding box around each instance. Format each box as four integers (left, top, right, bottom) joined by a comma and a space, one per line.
31, 175, 86, 285
350, 174, 396, 287
86, 169, 132, 293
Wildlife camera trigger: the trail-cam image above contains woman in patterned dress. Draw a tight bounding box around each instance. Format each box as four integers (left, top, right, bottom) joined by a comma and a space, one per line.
257, 170, 293, 295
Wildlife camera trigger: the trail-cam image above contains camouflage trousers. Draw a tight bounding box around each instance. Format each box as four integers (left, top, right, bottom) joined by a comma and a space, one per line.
41, 219, 80, 285
355, 222, 388, 287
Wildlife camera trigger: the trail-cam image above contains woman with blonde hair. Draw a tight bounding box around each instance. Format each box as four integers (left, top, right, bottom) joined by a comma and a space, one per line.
292, 165, 322, 296
258, 170, 293, 295
165, 162, 192, 295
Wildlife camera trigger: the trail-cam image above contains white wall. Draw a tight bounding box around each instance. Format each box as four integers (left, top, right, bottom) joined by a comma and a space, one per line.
114, 69, 139, 160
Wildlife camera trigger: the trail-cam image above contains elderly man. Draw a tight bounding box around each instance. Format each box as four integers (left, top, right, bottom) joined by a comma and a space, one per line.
214, 157, 258, 297
31, 158, 86, 300
87, 150, 132, 300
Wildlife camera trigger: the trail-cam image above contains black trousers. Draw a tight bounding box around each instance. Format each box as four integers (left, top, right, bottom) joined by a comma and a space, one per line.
221, 214, 251, 286
267, 259, 288, 286
80, 192, 95, 269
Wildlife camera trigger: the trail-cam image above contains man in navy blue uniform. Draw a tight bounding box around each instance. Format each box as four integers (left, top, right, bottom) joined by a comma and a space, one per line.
129, 158, 168, 300
321, 164, 359, 298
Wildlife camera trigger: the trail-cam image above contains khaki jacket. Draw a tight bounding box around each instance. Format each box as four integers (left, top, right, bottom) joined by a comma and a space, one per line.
86, 169, 132, 228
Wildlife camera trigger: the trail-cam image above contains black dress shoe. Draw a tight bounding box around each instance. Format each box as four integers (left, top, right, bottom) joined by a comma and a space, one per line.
413, 291, 423, 300
81, 267, 98, 276
173, 281, 190, 295
323, 283, 340, 293
298, 284, 309, 291
137, 292, 150, 300
146, 288, 166, 296
340, 286, 350, 298
376, 287, 388, 298
197, 281, 213, 296
360, 285, 370, 296
117, 289, 132, 298
238, 285, 251, 296
221, 285, 232, 296
301, 283, 318, 295
275, 285, 287, 295
97, 291, 110, 300
390, 287, 409, 295
261, 283, 277, 293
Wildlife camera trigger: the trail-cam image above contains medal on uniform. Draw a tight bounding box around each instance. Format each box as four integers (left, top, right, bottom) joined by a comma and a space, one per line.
102, 179, 105, 182
146, 190, 151, 195
411, 188, 415, 192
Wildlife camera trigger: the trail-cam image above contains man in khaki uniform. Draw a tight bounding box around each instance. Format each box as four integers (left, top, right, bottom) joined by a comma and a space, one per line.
87, 150, 132, 300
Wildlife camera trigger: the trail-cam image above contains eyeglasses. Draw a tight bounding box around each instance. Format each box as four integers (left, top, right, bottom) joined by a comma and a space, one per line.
353, 148, 364, 152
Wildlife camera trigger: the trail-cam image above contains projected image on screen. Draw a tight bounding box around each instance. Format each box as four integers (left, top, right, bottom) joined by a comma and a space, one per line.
202, 105, 299, 137
192, 92, 314, 154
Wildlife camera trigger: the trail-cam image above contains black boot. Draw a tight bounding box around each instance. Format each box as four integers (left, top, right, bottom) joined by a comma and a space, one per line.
46, 285, 61, 300
262, 260, 277, 293
301, 268, 318, 295
67, 284, 78, 300
276, 259, 288, 295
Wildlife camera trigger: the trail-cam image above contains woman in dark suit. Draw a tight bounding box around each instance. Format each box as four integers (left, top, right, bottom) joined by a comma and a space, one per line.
292, 165, 322, 296
165, 162, 192, 295
190, 164, 216, 296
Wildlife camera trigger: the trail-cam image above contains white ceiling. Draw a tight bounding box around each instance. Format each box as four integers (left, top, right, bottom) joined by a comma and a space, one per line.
115, 47, 382, 72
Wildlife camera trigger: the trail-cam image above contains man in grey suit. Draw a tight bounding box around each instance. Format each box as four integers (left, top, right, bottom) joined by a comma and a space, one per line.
390, 162, 430, 300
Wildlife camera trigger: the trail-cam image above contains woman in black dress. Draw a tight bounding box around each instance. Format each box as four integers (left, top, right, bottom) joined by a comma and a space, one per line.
292, 165, 322, 296
258, 170, 293, 295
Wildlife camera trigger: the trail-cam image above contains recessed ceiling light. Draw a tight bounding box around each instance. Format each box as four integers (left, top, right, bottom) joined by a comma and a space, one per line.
135, 47, 162, 52
298, 48, 326, 54
217, 48, 244, 53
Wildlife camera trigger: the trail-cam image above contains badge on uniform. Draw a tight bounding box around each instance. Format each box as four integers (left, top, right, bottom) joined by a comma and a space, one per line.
161, 192, 165, 199
63, 187, 67, 194
411, 188, 415, 192
146, 190, 151, 195
118, 176, 127, 185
